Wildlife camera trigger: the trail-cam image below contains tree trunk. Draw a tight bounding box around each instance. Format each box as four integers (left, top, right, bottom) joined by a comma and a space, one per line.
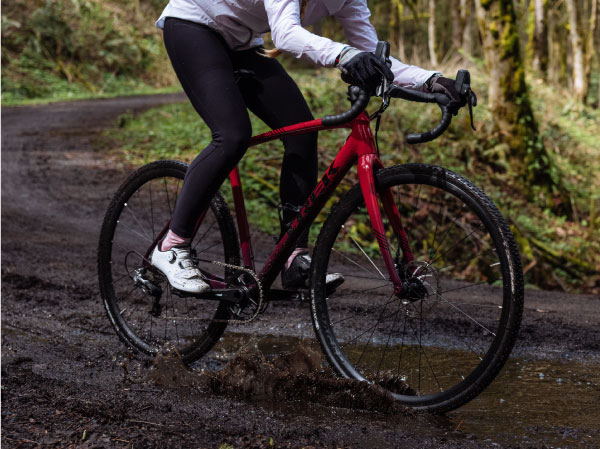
531, 0, 548, 74
473, 0, 560, 201
461, 0, 474, 55
565, 0, 588, 101
474, 0, 536, 148
584, 0, 598, 99
391, 0, 408, 62
547, 0, 568, 85
452, 1, 462, 53
428, 0, 438, 65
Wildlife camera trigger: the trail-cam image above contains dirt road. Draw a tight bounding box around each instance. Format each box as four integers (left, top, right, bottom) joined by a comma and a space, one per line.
2, 95, 599, 448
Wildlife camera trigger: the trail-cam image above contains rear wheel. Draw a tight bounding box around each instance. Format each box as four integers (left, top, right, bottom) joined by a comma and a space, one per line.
311, 164, 523, 413
98, 160, 240, 364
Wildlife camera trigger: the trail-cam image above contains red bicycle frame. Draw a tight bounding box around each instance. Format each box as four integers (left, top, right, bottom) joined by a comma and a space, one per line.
227, 111, 415, 295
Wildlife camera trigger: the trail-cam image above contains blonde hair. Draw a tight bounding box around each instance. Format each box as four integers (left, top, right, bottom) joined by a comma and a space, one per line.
263, 0, 308, 58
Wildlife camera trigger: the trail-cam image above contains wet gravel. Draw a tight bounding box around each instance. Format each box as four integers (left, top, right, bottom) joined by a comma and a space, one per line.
2, 94, 599, 448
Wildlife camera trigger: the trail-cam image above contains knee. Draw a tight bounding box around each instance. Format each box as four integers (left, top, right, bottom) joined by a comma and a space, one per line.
213, 124, 251, 159
282, 131, 318, 158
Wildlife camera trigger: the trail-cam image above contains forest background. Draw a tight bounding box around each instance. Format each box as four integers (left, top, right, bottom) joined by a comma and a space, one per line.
2, 0, 599, 293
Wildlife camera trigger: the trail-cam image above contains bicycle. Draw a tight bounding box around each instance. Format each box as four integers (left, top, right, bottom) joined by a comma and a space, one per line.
98, 42, 523, 413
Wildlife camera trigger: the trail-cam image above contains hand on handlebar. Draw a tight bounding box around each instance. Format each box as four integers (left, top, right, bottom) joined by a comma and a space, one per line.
385, 68, 477, 144
425, 75, 477, 115
325, 41, 478, 140
337, 47, 394, 96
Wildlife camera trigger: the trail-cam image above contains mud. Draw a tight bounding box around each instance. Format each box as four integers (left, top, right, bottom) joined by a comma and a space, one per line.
2, 94, 600, 448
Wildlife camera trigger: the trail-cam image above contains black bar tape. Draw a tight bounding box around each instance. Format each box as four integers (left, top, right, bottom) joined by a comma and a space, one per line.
322, 89, 370, 126
389, 86, 450, 105
406, 106, 452, 144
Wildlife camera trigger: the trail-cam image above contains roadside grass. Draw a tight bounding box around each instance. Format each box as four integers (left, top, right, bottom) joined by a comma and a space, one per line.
1, 75, 181, 106
1, 0, 178, 106
106, 68, 599, 292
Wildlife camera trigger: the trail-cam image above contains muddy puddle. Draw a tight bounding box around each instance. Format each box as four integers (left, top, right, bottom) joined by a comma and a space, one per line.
181, 333, 600, 448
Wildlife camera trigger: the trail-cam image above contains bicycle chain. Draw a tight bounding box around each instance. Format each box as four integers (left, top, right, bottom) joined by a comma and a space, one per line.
148, 261, 264, 324
211, 260, 264, 324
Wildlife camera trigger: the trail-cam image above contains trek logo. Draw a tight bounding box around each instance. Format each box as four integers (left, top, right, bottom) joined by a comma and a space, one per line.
262, 128, 286, 138
293, 164, 340, 226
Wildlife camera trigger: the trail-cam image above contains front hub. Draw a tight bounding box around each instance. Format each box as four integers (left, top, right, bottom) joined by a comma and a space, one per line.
396, 260, 440, 305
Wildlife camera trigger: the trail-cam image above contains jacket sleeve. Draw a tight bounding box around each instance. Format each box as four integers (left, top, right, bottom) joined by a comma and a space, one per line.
264, 0, 345, 67
334, 0, 438, 87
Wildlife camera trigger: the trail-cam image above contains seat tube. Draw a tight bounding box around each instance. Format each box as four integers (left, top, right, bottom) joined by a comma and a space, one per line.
229, 167, 255, 271
357, 154, 403, 294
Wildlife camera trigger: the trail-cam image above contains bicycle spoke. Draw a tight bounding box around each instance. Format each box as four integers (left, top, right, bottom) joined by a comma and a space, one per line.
403, 302, 442, 394
439, 280, 491, 295
428, 201, 446, 260
330, 294, 398, 326
341, 225, 386, 280
193, 220, 217, 251
133, 187, 155, 240
342, 304, 400, 347
149, 181, 155, 236
163, 177, 173, 218
343, 273, 395, 282
356, 293, 394, 367
396, 311, 408, 376
124, 202, 153, 242
435, 291, 496, 337
376, 307, 401, 377
195, 241, 222, 256
116, 221, 153, 243
332, 247, 380, 278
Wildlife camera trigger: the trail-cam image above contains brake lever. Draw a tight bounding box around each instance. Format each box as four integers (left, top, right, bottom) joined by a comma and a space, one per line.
467, 92, 476, 131
373, 41, 392, 120
455, 69, 476, 131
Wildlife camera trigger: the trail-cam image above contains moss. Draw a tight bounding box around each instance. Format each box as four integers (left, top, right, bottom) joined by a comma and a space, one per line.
500, 23, 520, 59
480, 0, 494, 10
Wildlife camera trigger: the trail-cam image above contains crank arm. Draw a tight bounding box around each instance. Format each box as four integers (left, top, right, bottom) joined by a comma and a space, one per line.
171, 287, 247, 303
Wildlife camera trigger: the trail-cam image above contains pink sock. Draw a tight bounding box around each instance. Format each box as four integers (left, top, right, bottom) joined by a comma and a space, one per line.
161, 229, 190, 251
285, 247, 308, 270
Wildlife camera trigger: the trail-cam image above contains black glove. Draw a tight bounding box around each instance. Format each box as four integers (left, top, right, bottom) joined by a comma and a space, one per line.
425, 75, 477, 112
337, 47, 394, 95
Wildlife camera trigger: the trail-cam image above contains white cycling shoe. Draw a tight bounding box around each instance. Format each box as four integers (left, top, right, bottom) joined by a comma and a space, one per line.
151, 244, 210, 294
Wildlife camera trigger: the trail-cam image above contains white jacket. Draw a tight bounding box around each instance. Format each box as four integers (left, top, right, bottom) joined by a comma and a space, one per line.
156, 0, 437, 87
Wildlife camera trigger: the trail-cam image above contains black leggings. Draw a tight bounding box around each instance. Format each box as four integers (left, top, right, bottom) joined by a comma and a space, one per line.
163, 18, 317, 246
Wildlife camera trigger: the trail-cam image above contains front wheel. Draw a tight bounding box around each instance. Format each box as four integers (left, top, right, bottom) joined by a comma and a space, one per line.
310, 164, 523, 413
97, 160, 240, 364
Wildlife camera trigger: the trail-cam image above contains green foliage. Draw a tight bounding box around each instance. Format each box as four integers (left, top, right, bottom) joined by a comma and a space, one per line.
1, 0, 175, 104
105, 68, 599, 293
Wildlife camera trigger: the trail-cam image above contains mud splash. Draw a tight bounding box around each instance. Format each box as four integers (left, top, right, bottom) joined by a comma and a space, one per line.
149, 339, 413, 415
191, 333, 600, 448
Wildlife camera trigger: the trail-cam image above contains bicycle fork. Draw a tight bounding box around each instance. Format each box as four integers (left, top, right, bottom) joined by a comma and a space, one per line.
357, 153, 415, 296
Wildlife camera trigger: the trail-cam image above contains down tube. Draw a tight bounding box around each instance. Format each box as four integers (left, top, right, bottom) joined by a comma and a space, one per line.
258, 147, 356, 290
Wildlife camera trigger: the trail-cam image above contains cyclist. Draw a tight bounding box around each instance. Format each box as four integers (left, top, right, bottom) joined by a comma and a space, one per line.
151, 0, 466, 293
